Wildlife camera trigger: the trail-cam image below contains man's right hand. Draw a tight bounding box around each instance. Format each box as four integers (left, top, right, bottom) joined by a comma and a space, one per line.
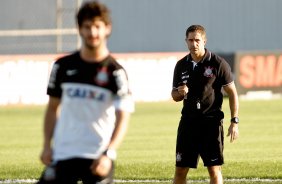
171, 84, 189, 102
177, 84, 188, 97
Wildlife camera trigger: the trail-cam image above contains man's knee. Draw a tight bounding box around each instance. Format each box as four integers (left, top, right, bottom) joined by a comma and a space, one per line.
175, 167, 189, 178
207, 166, 222, 178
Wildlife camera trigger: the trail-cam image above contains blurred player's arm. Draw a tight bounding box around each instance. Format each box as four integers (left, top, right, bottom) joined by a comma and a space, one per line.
40, 96, 60, 166
91, 109, 130, 177
108, 110, 130, 150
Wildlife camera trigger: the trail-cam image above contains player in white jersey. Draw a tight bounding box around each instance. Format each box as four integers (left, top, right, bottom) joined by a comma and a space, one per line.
37, 1, 134, 183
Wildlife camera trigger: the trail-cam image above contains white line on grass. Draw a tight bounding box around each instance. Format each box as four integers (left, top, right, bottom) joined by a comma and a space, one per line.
1, 178, 282, 183
0, 179, 37, 184
116, 179, 282, 183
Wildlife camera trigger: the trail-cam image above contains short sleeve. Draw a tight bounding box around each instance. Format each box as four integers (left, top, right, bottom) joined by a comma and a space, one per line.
218, 59, 234, 87
47, 62, 62, 97
172, 62, 181, 88
112, 68, 134, 112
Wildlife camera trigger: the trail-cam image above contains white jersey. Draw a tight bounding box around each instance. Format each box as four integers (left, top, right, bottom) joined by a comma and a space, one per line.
47, 52, 134, 161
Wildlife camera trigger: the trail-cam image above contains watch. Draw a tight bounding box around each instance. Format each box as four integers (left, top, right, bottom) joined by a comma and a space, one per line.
231, 117, 239, 124
103, 149, 117, 160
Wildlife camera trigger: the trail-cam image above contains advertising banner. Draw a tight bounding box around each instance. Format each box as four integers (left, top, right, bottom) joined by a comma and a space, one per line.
3, 51, 281, 105
0, 52, 185, 105
235, 51, 282, 95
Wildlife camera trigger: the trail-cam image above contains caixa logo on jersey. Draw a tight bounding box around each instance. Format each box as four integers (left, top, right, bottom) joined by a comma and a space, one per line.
66, 87, 105, 101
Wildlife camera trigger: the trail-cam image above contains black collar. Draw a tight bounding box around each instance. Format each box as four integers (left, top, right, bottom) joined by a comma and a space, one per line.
186, 49, 211, 64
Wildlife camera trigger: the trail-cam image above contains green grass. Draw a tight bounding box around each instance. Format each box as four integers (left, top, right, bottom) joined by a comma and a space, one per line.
0, 99, 282, 183
0, 106, 44, 179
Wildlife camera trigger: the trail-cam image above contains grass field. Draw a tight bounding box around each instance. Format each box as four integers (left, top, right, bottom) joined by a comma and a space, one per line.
0, 98, 282, 183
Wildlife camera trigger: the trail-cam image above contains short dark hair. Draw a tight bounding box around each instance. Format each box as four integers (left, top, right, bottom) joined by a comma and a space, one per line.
76, 1, 112, 27
185, 25, 206, 39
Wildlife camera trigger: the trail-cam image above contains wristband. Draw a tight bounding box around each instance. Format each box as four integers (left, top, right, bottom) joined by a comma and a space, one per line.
231, 117, 239, 124
103, 149, 117, 160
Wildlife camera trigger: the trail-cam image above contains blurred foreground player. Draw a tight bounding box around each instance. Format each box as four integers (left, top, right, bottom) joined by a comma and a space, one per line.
171, 25, 239, 184
37, 1, 134, 183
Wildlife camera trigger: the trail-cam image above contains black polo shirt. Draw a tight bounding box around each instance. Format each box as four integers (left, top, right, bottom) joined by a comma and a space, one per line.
172, 49, 233, 118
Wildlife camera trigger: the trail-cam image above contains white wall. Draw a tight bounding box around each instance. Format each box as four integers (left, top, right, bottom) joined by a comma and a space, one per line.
0, 53, 185, 105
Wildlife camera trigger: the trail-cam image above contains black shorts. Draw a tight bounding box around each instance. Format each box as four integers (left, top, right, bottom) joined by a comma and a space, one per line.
175, 116, 224, 168
37, 158, 114, 184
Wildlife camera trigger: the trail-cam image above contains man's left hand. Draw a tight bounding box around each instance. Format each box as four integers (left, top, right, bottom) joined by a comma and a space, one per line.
90, 155, 112, 177
227, 123, 239, 143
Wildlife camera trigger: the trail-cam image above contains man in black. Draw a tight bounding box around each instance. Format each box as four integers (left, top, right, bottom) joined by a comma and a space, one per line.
171, 25, 239, 184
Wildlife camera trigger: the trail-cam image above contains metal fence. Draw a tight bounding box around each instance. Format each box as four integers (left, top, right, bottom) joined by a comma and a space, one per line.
0, 0, 81, 54
1, 0, 282, 54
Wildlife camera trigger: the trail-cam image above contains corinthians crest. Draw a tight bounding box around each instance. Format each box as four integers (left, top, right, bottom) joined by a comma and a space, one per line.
176, 152, 182, 162
203, 66, 214, 77
95, 66, 109, 86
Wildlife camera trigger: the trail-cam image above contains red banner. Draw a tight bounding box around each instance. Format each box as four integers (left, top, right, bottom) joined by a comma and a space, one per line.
235, 51, 282, 95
